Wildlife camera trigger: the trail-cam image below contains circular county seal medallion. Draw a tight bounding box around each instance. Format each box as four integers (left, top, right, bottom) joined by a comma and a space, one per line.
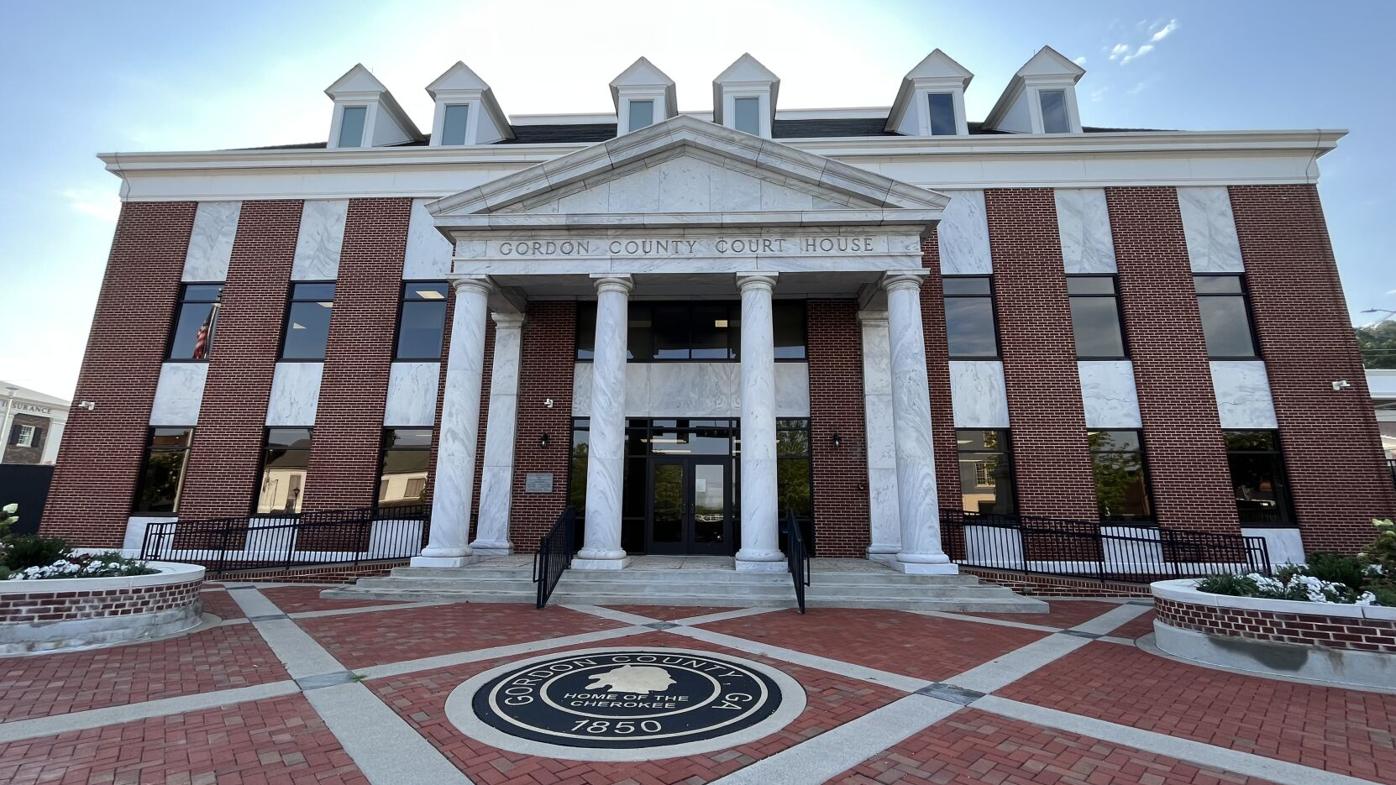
446, 647, 805, 761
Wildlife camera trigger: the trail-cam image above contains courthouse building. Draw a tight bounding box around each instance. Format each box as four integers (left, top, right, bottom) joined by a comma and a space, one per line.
41, 48, 1395, 572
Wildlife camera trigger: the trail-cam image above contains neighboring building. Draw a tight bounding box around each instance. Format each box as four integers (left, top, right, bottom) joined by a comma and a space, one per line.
42, 48, 1395, 569
1, 382, 69, 465
1371, 369, 1396, 459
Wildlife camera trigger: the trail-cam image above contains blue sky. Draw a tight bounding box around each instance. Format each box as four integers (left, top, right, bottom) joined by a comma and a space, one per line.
2, 0, 1392, 398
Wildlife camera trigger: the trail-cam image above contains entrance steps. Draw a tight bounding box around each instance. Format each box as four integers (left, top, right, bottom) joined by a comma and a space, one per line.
324, 555, 1047, 613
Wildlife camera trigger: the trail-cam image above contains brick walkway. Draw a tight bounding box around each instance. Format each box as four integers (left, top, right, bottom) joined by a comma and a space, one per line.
0, 583, 1389, 785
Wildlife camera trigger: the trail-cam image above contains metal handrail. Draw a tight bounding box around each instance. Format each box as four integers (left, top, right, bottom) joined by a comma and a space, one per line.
534, 507, 577, 608
784, 510, 811, 613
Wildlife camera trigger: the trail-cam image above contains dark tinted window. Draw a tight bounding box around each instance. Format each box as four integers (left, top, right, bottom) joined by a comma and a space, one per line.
1068, 276, 1126, 358
133, 427, 193, 513
944, 276, 998, 358
734, 97, 761, 135
1039, 89, 1069, 133
579, 301, 804, 361
168, 284, 223, 360
1224, 430, 1292, 524
777, 419, 813, 538
257, 428, 312, 514
1088, 430, 1152, 521
958, 429, 1015, 514
378, 428, 431, 508
395, 282, 448, 360
651, 303, 691, 360
338, 106, 366, 147
928, 92, 957, 135
1195, 275, 1257, 358
773, 301, 806, 360
281, 283, 335, 360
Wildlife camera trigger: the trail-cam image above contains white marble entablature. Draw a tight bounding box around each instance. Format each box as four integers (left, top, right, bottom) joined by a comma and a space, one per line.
291, 200, 348, 281
936, 190, 992, 274
384, 362, 440, 427
1210, 359, 1278, 428
571, 362, 809, 419
1177, 186, 1245, 273
949, 361, 1010, 428
149, 363, 208, 426
182, 201, 240, 282
1078, 360, 1142, 429
265, 362, 323, 426
1055, 188, 1116, 274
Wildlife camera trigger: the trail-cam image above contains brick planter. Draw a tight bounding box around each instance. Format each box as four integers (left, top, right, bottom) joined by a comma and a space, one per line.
0, 561, 205, 654
1151, 578, 1396, 690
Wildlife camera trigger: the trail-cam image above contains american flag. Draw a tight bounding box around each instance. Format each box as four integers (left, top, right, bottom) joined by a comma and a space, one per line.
192, 307, 214, 359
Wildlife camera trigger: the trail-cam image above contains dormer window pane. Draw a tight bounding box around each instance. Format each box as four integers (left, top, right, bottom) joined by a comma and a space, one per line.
628, 100, 654, 131
734, 97, 760, 135
927, 93, 957, 136
338, 106, 366, 147
441, 104, 469, 145
1039, 90, 1069, 133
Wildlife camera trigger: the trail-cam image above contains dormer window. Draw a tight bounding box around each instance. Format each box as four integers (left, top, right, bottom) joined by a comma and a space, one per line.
425, 61, 513, 146
713, 54, 779, 139
927, 93, 957, 136
627, 99, 655, 132
886, 50, 972, 138
611, 58, 677, 135
1039, 90, 1069, 133
734, 97, 760, 135
440, 105, 469, 145
337, 106, 366, 148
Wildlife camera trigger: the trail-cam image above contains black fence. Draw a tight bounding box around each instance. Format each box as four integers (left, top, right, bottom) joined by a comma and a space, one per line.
940, 510, 1271, 583
139, 504, 430, 577
0, 464, 52, 536
1388, 458, 1395, 488
783, 511, 810, 613
533, 507, 577, 608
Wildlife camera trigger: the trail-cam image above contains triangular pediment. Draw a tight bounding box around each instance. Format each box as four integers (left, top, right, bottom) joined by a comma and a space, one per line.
429, 114, 947, 221
1017, 45, 1085, 81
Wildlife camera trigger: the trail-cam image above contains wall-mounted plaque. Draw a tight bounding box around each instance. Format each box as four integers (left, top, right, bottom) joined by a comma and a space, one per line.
524, 473, 554, 493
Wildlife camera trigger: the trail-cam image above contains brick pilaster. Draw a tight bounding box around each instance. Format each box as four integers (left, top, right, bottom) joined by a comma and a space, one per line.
508, 302, 576, 552
807, 300, 870, 557
919, 233, 962, 512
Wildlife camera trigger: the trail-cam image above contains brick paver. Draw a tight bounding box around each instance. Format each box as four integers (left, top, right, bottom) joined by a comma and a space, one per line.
299, 602, 626, 668
830, 707, 1278, 785
260, 584, 411, 614
199, 587, 247, 620
700, 607, 1050, 681
368, 630, 904, 785
1111, 608, 1158, 639
0, 623, 288, 722
960, 599, 1124, 629
998, 641, 1396, 783
0, 694, 367, 785
602, 604, 737, 621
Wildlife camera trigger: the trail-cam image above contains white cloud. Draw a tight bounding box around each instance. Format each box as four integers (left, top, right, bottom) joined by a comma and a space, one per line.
1121, 44, 1155, 65
1151, 19, 1180, 42
1089, 86, 1110, 103
1126, 81, 1149, 96
1073, 55, 1088, 67
62, 188, 121, 223
1107, 18, 1179, 66
1387, 288, 1396, 296
1108, 43, 1130, 61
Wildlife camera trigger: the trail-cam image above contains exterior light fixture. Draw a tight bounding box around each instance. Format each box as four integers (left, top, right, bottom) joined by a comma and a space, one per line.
831, 432, 842, 448
539, 432, 551, 448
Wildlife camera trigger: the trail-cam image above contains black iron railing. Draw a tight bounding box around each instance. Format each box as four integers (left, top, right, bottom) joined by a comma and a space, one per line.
139, 504, 430, 578
940, 510, 1271, 583
534, 507, 577, 609
1387, 458, 1395, 487
783, 510, 811, 613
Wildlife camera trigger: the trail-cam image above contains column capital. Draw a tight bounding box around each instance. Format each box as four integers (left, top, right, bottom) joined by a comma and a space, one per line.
880, 270, 929, 294
590, 274, 634, 295
490, 311, 526, 328
735, 272, 779, 293
451, 276, 494, 297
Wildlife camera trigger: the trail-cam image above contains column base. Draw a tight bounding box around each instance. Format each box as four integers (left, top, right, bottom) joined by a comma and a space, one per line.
410, 555, 473, 568
735, 549, 786, 572
468, 539, 513, 556
890, 558, 959, 575
866, 551, 899, 568
572, 556, 632, 571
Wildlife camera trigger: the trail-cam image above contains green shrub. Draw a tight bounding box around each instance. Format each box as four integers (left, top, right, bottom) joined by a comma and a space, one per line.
1303, 551, 1368, 591
2, 536, 71, 571
1196, 573, 1259, 596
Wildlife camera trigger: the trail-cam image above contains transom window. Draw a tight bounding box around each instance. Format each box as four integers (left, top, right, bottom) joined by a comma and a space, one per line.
1067, 276, 1127, 359
576, 301, 806, 362
338, 106, 367, 148
1088, 430, 1153, 522
1039, 89, 1069, 133
627, 100, 654, 132
395, 282, 449, 360
168, 283, 223, 360
1195, 275, 1258, 359
927, 92, 957, 136
440, 104, 469, 145
944, 276, 999, 358
734, 97, 761, 135
281, 282, 335, 360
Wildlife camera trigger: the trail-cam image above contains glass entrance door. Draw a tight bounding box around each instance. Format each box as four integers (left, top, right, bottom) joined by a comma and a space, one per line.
646, 456, 731, 555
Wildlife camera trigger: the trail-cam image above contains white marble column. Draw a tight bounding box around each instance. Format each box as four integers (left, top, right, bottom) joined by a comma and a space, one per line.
735, 273, 785, 572
413, 277, 491, 568
858, 310, 902, 558
575, 275, 633, 570
883, 271, 957, 574
470, 312, 524, 555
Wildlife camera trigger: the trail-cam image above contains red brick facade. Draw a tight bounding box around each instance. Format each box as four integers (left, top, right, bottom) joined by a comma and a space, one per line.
1155, 595, 1396, 654
302, 198, 411, 512
0, 575, 204, 624
507, 302, 576, 552
41, 202, 196, 546
984, 188, 1099, 520
806, 300, 870, 557
179, 200, 301, 521
1107, 187, 1239, 534
919, 234, 963, 513
1230, 185, 1396, 552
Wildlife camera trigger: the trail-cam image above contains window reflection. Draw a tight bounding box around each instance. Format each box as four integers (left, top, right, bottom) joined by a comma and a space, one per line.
957, 429, 1015, 514
1088, 430, 1152, 521
258, 428, 312, 514
1224, 430, 1292, 524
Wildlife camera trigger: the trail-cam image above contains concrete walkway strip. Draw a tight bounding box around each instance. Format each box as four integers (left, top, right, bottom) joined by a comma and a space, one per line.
0, 681, 301, 743
226, 587, 284, 618
708, 694, 960, 785
674, 606, 783, 626
288, 600, 449, 620
304, 682, 474, 785
944, 633, 1093, 695
913, 609, 1064, 634
230, 587, 346, 679
668, 624, 930, 693
1069, 603, 1153, 635
560, 603, 659, 625
355, 625, 653, 680
972, 695, 1377, 785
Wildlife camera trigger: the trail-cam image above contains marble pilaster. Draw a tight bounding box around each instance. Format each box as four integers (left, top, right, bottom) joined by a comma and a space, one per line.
471, 312, 525, 555
883, 271, 956, 574
182, 201, 240, 282
1054, 188, 1117, 274
1177, 187, 1245, 273
412, 277, 492, 567
735, 273, 784, 571
858, 310, 900, 556
576, 275, 633, 569
291, 200, 348, 281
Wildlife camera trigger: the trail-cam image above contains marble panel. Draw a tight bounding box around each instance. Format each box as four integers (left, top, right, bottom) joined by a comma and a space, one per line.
265, 362, 323, 426
383, 362, 440, 427
1241, 527, 1305, 566
403, 198, 452, 279
182, 201, 239, 282
149, 363, 208, 426
774, 363, 811, 417
292, 200, 348, 281
936, 190, 992, 275
1210, 360, 1278, 428
948, 361, 1010, 428
1177, 186, 1245, 273
1055, 189, 1117, 273
1078, 360, 1142, 429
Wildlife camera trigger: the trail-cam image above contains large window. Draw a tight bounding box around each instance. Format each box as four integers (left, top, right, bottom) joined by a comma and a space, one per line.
338, 106, 366, 148
734, 97, 761, 135
957, 429, 1015, 515
576, 301, 806, 361
257, 428, 312, 514
776, 418, 812, 529
133, 427, 193, 514
395, 281, 448, 360
441, 104, 469, 145
1039, 89, 1069, 133
1224, 430, 1293, 524
627, 100, 654, 132
944, 277, 999, 358
1088, 430, 1153, 521
927, 92, 957, 136
168, 284, 223, 360
1195, 275, 1258, 359
378, 428, 431, 509
280, 282, 335, 360
9, 423, 40, 450
1068, 276, 1127, 359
